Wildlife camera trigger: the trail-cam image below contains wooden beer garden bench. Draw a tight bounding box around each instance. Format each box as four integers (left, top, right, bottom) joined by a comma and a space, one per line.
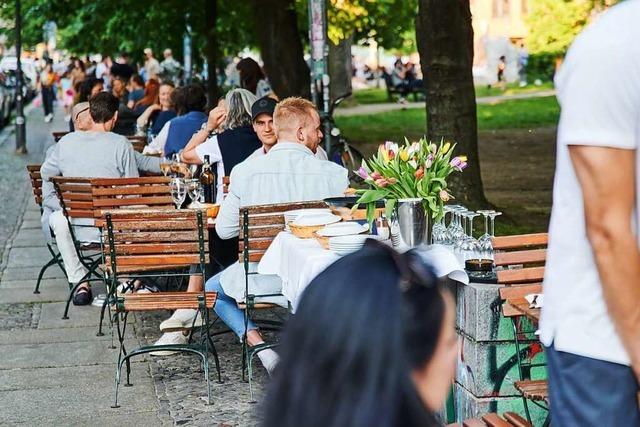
493, 233, 549, 425
103, 209, 220, 407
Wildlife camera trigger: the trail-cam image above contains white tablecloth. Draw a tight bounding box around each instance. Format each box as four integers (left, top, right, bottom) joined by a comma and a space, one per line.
258, 232, 468, 310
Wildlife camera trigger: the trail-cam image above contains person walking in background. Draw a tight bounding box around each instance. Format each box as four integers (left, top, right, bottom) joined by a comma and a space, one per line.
144, 48, 161, 81
39, 61, 56, 123
261, 240, 457, 427
518, 43, 529, 87
236, 57, 272, 98
160, 48, 182, 85
541, 1, 640, 425
496, 55, 507, 90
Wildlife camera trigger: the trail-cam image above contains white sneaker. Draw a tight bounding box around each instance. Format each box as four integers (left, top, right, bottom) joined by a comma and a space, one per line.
159, 309, 204, 332
257, 348, 279, 376
44, 113, 53, 123
91, 293, 107, 307
150, 332, 187, 356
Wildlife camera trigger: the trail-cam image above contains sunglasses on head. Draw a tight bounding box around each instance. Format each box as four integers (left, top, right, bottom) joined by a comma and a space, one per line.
363, 239, 436, 292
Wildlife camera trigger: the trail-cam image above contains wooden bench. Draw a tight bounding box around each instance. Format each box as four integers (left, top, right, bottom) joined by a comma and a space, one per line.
382, 71, 424, 102
104, 209, 219, 407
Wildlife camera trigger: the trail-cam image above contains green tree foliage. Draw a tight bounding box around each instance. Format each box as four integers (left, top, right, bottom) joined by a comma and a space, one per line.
526, 0, 620, 55
326, 0, 418, 49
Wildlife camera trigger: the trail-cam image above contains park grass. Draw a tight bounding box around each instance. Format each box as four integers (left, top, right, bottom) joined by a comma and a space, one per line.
346, 81, 555, 106
336, 96, 560, 145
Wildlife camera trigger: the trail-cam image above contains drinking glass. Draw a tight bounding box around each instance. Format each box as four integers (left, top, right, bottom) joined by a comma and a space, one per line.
462, 211, 481, 260
170, 178, 187, 209
160, 157, 172, 177
477, 210, 495, 258
186, 179, 202, 206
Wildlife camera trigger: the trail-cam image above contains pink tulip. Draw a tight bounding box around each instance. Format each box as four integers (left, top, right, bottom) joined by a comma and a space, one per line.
357, 167, 369, 180
458, 161, 468, 170
425, 154, 434, 169
375, 178, 388, 188
371, 171, 382, 180
439, 190, 452, 202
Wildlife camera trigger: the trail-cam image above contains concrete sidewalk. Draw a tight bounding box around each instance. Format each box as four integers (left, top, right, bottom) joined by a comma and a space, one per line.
334, 89, 556, 117
0, 105, 266, 426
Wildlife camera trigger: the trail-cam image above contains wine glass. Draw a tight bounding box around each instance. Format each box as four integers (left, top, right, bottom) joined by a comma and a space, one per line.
477, 210, 495, 258
170, 178, 187, 209
160, 156, 172, 177
186, 179, 202, 207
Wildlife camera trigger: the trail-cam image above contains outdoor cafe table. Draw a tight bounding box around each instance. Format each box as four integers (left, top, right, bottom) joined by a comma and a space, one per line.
257, 231, 468, 311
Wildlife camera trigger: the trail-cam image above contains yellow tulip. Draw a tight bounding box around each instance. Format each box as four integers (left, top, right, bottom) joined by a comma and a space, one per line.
458, 155, 468, 162
442, 142, 451, 154
381, 148, 389, 163
399, 149, 409, 162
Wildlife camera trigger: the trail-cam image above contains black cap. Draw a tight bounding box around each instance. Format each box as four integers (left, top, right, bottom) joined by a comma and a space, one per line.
251, 96, 277, 121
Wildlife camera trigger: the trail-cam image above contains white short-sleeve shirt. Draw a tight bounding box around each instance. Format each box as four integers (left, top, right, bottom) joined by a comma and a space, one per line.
540, 0, 640, 365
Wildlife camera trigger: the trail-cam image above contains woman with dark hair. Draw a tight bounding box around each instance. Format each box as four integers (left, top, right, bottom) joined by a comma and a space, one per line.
262, 240, 458, 427
236, 57, 272, 97
77, 77, 104, 103
132, 78, 160, 114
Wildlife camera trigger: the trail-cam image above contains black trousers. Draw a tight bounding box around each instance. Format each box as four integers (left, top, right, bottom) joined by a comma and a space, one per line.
41, 86, 54, 116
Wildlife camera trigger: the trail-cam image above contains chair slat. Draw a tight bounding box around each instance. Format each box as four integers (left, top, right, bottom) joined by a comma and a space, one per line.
91, 176, 169, 186
92, 185, 171, 196
93, 196, 174, 207
494, 249, 546, 267
122, 291, 217, 312
481, 413, 511, 427
503, 412, 533, 427
248, 226, 285, 239
108, 219, 199, 231
104, 242, 201, 255
462, 420, 487, 427
499, 283, 542, 300
243, 201, 327, 215
497, 267, 545, 285
114, 254, 205, 267
492, 233, 548, 250
103, 230, 200, 243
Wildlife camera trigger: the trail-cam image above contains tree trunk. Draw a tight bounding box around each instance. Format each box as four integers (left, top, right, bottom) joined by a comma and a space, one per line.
252, 0, 310, 99
416, 0, 488, 208
204, 0, 220, 106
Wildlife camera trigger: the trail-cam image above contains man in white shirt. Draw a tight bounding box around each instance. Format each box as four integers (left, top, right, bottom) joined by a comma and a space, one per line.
143, 48, 161, 81
208, 97, 348, 373
541, 1, 640, 424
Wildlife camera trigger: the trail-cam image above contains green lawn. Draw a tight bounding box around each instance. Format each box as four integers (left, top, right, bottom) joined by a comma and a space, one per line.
345, 82, 555, 106
336, 96, 560, 145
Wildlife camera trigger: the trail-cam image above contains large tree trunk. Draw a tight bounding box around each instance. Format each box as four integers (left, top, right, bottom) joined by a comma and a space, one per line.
416, 0, 488, 208
252, 0, 310, 99
204, 0, 220, 106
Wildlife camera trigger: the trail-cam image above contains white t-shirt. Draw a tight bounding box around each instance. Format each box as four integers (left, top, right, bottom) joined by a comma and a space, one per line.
248, 144, 328, 160
540, 0, 640, 366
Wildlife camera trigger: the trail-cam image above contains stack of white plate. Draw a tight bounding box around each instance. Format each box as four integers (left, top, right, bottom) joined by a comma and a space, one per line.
283, 208, 331, 225
316, 222, 369, 237
290, 213, 341, 228
328, 234, 382, 256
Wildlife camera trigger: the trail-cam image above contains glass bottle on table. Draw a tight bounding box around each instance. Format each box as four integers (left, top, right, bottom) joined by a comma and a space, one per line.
200, 154, 216, 204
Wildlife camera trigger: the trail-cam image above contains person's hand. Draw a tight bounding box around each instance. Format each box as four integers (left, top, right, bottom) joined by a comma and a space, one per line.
206, 105, 227, 132
149, 103, 162, 112
171, 162, 192, 178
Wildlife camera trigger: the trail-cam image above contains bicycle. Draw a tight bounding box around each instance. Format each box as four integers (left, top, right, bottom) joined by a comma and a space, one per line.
321, 92, 365, 185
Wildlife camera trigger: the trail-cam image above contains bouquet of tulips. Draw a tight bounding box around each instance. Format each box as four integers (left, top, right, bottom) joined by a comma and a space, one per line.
355, 138, 468, 223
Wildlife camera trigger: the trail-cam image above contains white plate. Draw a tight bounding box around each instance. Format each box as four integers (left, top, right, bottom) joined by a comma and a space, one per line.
316, 222, 369, 237
284, 208, 331, 224
291, 213, 341, 227
328, 234, 382, 254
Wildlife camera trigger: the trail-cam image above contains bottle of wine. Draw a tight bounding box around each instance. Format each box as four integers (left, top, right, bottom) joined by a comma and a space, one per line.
200, 155, 216, 203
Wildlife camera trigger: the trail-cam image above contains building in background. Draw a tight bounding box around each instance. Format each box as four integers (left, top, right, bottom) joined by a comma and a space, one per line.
471, 0, 530, 84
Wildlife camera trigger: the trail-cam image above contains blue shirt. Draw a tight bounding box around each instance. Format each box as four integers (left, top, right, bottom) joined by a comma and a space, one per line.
164, 111, 207, 157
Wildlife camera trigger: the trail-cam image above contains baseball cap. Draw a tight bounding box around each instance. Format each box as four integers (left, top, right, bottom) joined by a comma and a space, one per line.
251, 96, 277, 121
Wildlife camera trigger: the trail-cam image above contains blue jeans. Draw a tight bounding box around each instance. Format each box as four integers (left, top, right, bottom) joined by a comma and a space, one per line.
546, 344, 640, 426
205, 272, 256, 340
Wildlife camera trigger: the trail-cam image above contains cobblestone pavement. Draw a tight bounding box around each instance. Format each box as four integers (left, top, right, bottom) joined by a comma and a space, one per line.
0, 105, 270, 425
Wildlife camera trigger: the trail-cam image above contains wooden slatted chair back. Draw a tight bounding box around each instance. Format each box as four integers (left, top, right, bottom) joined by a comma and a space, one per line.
499, 283, 543, 318
50, 176, 94, 219
52, 131, 68, 142
492, 233, 548, 286
26, 164, 43, 207
240, 201, 327, 263
104, 209, 209, 274
126, 135, 147, 153
89, 176, 173, 227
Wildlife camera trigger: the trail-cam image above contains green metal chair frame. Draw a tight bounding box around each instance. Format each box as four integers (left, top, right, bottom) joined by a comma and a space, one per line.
26, 165, 68, 293
240, 200, 326, 401
105, 209, 221, 407
50, 176, 105, 320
